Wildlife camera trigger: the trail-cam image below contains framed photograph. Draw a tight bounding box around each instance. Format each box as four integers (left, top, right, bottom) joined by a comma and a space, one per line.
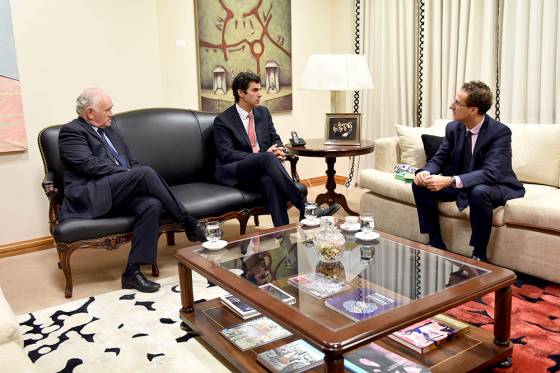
194, 0, 293, 113
324, 113, 361, 145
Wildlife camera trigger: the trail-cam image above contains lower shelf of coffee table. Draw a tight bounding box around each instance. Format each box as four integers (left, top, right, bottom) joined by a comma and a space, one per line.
179, 298, 512, 373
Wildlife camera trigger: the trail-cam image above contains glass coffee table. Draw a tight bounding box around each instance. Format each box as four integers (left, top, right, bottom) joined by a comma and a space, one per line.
176, 223, 514, 372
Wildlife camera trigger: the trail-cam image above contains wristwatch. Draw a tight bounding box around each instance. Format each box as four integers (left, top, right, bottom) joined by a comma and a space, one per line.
450, 176, 457, 188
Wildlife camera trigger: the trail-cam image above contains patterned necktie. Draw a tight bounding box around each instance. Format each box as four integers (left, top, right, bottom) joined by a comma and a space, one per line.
97, 128, 129, 169
457, 130, 473, 211
248, 112, 258, 153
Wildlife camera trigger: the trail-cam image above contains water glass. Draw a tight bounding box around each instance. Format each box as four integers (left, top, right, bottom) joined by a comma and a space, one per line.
360, 213, 375, 234
304, 202, 318, 221
205, 221, 222, 242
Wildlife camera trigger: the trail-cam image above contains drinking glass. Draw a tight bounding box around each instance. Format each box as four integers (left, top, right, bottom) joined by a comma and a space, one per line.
304, 202, 318, 221
205, 221, 222, 243
360, 213, 375, 234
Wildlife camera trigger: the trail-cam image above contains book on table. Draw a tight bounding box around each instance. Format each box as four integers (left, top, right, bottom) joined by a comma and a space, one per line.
220, 316, 292, 351
257, 339, 324, 373
259, 283, 296, 305
344, 342, 430, 373
288, 272, 351, 299
219, 293, 260, 319
388, 314, 470, 354
324, 287, 400, 322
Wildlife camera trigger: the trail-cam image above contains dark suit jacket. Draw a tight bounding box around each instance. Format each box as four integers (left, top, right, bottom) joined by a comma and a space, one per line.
58, 117, 139, 220
423, 115, 525, 203
213, 105, 284, 186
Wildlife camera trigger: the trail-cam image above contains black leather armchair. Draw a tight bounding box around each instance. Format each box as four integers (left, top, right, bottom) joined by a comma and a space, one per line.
38, 108, 305, 297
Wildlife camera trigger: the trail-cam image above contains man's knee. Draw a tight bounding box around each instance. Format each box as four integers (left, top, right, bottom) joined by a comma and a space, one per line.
470, 185, 492, 204
139, 196, 163, 214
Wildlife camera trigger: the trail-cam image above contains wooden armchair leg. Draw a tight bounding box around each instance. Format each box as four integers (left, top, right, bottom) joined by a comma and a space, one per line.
59, 246, 78, 298
239, 216, 249, 235
254, 215, 260, 226
152, 264, 160, 277
166, 231, 175, 246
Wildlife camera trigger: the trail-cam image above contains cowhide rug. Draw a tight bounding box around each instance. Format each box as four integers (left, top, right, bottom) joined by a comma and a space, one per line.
17, 274, 232, 372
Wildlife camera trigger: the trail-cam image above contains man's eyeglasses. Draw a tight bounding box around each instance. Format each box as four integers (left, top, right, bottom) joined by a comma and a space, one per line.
451, 99, 469, 107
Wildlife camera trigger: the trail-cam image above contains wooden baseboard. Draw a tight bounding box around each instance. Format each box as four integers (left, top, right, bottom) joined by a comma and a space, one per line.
0, 236, 54, 259
299, 175, 347, 187
0, 176, 348, 259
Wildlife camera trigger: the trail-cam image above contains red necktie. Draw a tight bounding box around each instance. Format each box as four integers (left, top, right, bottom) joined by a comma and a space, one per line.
248, 112, 258, 153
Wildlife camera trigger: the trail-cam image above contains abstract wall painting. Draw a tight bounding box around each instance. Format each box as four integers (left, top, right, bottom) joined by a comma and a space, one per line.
195, 0, 292, 113
0, 0, 26, 153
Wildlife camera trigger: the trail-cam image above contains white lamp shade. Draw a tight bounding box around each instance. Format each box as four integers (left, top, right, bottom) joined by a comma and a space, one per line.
300, 54, 374, 91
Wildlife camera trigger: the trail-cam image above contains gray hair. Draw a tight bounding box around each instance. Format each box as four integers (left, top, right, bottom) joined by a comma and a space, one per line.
75, 88, 103, 116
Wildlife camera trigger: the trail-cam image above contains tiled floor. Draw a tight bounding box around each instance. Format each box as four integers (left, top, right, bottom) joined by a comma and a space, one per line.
0, 185, 368, 315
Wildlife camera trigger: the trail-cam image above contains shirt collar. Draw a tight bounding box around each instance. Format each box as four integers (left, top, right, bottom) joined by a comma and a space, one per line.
468, 117, 485, 135
236, 104, 251, 120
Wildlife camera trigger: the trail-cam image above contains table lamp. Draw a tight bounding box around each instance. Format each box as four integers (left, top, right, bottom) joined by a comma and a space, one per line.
300, 54, 373, 114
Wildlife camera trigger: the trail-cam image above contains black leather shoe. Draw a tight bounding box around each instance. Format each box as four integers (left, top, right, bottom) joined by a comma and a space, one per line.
186, 222, 207, 242
316, 203, 341, 217
122, 270, 160, 293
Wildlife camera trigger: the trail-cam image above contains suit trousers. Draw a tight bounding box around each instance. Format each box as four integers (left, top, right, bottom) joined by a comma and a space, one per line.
106, 166, 197, 265
412, 183, 505, 259
236, 152, 305, 226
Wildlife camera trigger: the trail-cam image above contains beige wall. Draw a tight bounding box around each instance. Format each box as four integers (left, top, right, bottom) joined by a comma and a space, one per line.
0, 0, 354, 245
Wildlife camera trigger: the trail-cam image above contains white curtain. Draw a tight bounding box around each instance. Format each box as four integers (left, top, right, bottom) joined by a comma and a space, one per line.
422, 0, 498, 128
361, 0, 416, 169
499, 0, 560, 123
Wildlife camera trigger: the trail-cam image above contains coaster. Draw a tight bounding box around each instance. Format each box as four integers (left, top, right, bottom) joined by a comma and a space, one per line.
354, 231, 380, 241
202, 239, 228, 250
300, 218, 320, 227
340, 223, 361, 232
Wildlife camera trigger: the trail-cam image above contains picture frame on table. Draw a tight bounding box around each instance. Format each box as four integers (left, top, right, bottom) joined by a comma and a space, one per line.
324, 113, 361, 145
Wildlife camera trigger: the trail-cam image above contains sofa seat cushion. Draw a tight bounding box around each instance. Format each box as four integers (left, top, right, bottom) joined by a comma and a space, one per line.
0, 289, 22, 347
360, 169, 505, 225
53, 216, 134, 244
171, 183, 248, 218
504, 183, 560, 232
360, 169, 416, 205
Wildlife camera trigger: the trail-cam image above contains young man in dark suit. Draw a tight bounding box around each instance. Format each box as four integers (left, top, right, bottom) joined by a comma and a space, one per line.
58, 88, 206, 293
412, 81, 525, 261
213, 72, 340, 227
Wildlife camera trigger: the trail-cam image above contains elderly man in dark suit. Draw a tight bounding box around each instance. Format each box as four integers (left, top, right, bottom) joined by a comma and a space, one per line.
213, 72, 340, 227
58, 88, 206, 293
412, 81, 525, 261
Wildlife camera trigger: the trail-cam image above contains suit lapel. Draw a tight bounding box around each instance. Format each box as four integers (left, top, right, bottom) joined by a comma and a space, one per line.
471, 115, 490, 159
253, 108, 265, 149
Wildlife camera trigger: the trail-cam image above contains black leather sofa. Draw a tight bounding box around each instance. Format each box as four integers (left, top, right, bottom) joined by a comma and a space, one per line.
38, 108, 305, 298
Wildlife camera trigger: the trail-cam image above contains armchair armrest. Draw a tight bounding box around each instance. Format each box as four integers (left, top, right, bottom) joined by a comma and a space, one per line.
286, 154, 300, 183
41, 171, 60, 229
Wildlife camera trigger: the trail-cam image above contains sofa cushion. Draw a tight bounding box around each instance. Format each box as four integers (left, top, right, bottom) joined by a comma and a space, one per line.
360, 169, 506, 226
508, 123, 560, 187
171, 183, 247, 219
360, 169, 416, 205
503, 183, 560, 232
0, 289, 21, 347
395, 123, 446, 168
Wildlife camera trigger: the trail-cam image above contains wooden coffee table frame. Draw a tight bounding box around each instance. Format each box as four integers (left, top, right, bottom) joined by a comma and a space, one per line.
177, 224, 514, 372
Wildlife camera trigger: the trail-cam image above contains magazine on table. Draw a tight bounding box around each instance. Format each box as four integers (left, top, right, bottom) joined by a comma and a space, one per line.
344, 342, 431, 373
324, 287, 400, 322
288, 272, 351, 299
257, 339, 324, 373
259, 283, 297, 305
220, 317, 292, 351
219, 293, 260, 319
388, 314, 470, 354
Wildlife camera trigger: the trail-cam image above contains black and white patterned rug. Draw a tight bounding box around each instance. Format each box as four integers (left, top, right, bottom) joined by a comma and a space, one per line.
17, 274, 232, 372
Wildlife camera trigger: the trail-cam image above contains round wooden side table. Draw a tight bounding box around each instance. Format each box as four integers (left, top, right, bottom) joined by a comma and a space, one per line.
286, 139, 374, 216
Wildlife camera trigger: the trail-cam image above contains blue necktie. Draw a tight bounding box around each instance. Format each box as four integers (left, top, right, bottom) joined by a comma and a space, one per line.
457, 130, 473, 210
97, 128, 129, 169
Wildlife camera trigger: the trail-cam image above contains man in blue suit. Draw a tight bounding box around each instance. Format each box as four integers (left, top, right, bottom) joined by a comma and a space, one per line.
412, 81, 525, 261
213, 72, 340, 226
58, 88, 206, 293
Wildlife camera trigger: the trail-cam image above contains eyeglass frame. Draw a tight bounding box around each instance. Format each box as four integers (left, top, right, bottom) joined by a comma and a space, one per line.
451, 99, 470, 108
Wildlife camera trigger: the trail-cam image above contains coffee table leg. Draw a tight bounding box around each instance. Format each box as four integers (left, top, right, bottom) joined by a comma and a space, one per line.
178, 262, 194, 313
494, 286, 513, 367
324, 352, 344, 373
315, 156, 358, 216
